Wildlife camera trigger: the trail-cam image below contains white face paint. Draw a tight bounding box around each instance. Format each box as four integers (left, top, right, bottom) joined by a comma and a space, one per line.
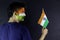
19, 13, 26, 16
15, 13, 26, 22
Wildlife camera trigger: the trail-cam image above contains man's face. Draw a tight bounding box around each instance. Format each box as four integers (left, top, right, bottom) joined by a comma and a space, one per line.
13, 7, 26, 22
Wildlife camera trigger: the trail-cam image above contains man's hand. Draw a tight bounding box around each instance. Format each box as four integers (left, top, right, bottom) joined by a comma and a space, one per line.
42, 28, 48, 36
39, 28, 48, 40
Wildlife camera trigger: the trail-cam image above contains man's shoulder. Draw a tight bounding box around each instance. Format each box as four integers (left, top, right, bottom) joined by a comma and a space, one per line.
0, 23, 9, 31
0, 23, 7, 27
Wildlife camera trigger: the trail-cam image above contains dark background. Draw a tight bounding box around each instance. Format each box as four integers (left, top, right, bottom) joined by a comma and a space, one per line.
0, 0, 60, 40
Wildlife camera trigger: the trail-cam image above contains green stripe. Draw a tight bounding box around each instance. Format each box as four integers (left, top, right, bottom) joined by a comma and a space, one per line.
43, 19, 49, 28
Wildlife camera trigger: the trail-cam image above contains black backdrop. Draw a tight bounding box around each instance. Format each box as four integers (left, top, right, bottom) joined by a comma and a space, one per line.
0, 0, 60, 40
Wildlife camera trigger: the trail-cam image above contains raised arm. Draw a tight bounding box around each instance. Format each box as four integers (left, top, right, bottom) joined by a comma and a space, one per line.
39, 28, 48, 40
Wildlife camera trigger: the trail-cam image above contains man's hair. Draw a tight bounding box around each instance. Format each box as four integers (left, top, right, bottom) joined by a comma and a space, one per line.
7, 2, 26, 20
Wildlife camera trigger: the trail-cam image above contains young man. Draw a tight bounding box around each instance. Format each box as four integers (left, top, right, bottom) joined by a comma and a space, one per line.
0, 2, 48, 40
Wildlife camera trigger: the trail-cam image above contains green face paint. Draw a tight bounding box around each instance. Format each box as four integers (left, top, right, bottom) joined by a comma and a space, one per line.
16, 13, 26, 21
16, 15, 25, 21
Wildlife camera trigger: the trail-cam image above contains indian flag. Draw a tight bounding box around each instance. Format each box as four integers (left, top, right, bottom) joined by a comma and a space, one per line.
38, 8, 49, 28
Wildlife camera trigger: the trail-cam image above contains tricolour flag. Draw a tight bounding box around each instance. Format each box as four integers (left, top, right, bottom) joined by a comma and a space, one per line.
38, 8, 49, 28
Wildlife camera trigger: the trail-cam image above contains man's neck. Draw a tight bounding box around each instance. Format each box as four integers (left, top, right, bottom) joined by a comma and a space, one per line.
8, 17, 19, 23
8, 17, 14, 22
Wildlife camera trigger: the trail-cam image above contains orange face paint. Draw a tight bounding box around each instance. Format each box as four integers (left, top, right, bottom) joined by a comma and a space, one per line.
15, 7, 25, 15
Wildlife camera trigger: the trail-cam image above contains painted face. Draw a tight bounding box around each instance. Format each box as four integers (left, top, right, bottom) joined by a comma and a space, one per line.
15, 7, 26, 22
16, 13, 26, 21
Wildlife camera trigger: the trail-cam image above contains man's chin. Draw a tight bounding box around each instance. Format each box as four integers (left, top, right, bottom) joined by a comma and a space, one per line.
19, 19, 24, 21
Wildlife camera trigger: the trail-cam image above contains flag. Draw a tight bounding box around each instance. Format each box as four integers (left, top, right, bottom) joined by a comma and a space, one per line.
38, 8, 49, 28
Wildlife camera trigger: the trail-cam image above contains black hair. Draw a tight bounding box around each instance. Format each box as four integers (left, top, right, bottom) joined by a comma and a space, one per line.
7, 2, 26, 20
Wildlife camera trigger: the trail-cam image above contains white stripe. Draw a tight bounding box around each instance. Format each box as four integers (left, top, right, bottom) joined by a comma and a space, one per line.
40, 15, 47, 26
19, 13, 26, 16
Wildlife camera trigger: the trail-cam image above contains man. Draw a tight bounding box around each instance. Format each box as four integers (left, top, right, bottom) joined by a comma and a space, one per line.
0, 2, 48, 40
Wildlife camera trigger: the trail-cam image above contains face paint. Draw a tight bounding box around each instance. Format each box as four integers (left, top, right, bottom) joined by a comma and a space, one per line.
16, 13, 26, 21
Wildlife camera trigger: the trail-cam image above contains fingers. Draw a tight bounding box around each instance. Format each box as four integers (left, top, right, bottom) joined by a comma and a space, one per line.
42, 28, 48, 35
